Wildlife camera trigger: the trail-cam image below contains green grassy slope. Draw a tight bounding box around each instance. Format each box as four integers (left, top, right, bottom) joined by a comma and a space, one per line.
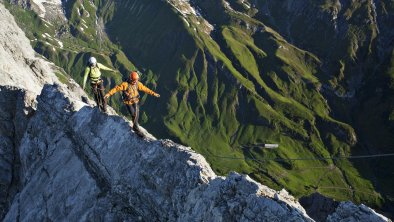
98, 0, 386, 208
246, 0, 394, 212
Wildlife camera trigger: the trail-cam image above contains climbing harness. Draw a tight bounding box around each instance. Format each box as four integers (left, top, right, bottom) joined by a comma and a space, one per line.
122, 82, 140, 103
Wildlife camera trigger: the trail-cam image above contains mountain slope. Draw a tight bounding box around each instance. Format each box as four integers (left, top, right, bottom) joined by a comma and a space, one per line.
5, 0, 394, 215
0, 2, 391, 221
248, 0, 394, 211
0, 3, 314, 220
97, 0, 389, 208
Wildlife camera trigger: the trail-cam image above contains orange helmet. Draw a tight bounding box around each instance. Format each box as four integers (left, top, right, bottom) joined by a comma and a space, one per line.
130, 71, 139, 81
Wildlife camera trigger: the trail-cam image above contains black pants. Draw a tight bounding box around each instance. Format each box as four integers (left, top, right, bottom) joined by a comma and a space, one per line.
91, 81, 106, 111
126, 103, 140, 131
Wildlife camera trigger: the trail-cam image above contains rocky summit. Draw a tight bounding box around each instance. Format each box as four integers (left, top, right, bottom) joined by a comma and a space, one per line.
0, 2, 391, 222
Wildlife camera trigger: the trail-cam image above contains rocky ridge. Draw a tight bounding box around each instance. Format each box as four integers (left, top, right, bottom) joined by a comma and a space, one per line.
10, 0, 66, 23
167, 0, 214, 34
0, 2, 391, 221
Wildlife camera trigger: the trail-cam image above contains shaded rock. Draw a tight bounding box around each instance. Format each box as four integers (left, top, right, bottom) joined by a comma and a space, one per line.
300, 193, 392, 222
0, 86, 36, 219
300, 193, 339, 222
327, 201, 390, 222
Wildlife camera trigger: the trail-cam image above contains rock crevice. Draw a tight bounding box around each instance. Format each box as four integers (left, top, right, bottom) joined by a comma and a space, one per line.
0, 86, 36, 219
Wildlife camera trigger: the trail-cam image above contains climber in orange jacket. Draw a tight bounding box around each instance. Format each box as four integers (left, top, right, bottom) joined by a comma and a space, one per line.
104, 71, 160, 134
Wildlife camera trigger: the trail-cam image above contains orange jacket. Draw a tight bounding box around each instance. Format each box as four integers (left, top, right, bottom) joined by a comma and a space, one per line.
107, 81, 158, 104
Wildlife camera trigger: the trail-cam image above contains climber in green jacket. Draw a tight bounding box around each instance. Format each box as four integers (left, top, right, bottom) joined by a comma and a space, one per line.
82, 56, 116, 112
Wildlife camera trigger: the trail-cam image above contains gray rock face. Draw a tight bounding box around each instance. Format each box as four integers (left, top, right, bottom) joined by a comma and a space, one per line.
0, 2, 54, 94
0, 86, 34, 219
300, 193, 393, 222
0, 2, 86, 98
327, 202, 389, 222
0, 2, 391, 222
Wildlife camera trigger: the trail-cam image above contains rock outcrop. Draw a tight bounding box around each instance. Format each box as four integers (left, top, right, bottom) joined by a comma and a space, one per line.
300, 193, 339, 222
300, 193, 390, 222
0, 2, 391, 222
10, 0, 66, 22
0, 86, 32, 219
0, 2, 85, 218
327, 202, 390, 222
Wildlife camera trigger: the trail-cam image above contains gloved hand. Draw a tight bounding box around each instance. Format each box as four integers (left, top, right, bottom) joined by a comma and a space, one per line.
104, 94, 110, 99
154, 93, 160, 98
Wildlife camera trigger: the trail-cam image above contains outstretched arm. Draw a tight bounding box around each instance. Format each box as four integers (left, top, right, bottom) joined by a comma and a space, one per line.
138, 82, 160, 97
104, 82, 128, 99
82, 67, 90, 90
97, 63, 115, 72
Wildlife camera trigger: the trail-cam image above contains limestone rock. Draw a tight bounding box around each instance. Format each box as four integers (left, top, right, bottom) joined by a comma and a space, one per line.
327, 201, 390, 222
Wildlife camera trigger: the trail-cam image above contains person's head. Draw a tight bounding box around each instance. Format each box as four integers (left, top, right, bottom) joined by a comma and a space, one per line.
88, 57, 97, 67
129, 71, 139, 84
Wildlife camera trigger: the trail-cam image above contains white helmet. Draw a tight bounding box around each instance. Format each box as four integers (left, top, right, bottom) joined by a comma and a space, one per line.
88, 57, 97, 66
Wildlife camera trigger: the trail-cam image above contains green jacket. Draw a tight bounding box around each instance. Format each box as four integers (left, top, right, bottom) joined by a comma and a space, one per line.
82, 63, 114, 89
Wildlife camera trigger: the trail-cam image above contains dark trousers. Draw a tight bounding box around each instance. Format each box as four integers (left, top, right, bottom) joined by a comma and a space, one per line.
126, 103, 140, 131
91, 81, 107, 111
